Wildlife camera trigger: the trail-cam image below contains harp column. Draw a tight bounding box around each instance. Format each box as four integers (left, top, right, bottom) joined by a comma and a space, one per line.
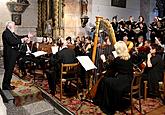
92, 16, 103, 63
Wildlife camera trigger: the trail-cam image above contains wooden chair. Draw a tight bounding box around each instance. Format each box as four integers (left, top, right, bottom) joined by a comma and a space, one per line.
144, 72, 165, 102
123, 70, 142, 114
60, 62, 79, 100
158, 72, 165, 104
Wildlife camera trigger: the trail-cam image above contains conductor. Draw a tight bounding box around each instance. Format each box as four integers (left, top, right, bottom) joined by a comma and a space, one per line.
2, 21, 33, 90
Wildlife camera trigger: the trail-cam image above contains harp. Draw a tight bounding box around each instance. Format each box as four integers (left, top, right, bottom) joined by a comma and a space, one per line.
92, 16, 116, 63
86, 16, 116, 100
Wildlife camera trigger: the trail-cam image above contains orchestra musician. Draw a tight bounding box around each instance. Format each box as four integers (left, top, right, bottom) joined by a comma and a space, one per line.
45, 38, 77, 96
142, 43, 164, 98
93, 41, 133, 114
122, 32, 134, 52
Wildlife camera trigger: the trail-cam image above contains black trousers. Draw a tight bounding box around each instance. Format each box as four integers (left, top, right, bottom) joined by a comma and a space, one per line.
45, 69, 57, 94
2, 54, 17, 90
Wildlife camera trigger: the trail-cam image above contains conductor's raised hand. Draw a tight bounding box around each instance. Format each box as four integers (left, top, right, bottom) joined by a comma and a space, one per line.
28, 32, 36, 38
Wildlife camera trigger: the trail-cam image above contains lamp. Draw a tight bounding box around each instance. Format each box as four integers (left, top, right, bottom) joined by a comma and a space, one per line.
6, 0, 30, 25
80, 15, 89, 28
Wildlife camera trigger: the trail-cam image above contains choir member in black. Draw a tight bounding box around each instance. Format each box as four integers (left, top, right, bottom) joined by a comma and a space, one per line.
111, 16, 118, 32
149, 16, 160, 43
93, 41, 133, 114
117, 21, 127, 41
145, 43, 164, 97
136, 16, 148, 40
125, 16, 136, 41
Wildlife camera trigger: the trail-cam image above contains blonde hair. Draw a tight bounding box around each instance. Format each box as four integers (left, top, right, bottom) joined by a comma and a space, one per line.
114, 41, 130, 60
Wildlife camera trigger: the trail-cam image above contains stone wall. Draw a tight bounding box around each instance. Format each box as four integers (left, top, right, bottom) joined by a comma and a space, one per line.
0, 0, 156, 44
0, 0, 38, 52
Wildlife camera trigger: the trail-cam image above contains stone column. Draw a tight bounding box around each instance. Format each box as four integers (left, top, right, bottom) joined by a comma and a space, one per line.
37, 0, 42, 36
140, 0, 150, 26
52, 0, 64, 40
52, 0, 59, 40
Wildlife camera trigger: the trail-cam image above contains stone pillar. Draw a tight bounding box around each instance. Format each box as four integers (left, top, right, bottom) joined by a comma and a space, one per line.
140, 0, 150, 26
52, 0, 59, 40
37, 0, 47, 37
52, 0, 64, 40
140, 0, 153, 39
37, 0, 42, 36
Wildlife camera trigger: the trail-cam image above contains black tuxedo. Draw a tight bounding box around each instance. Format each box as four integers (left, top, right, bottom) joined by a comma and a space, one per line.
2, 28, 27, 90
46, 47, 77, 95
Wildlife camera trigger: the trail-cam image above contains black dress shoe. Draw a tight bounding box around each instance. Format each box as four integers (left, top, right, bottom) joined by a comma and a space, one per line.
10, 86, 16, 90
50, 91, 55, 96
2, 86, 15, 90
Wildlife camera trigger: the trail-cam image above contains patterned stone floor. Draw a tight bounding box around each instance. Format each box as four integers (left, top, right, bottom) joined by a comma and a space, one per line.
0, 57, 63, 115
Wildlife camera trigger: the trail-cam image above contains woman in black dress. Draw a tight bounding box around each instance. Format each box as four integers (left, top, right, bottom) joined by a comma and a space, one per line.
93, 41, 133, 114
145, 43, 164, 97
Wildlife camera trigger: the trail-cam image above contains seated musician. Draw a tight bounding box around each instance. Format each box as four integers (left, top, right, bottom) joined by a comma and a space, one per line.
18, 40, 47, 77
93, 41, 133, 114
142, 43, 164, 98
45, 38, 78, 96
122, 32, 134, 52
66, 36, 72, 45
18, 40, 37, 76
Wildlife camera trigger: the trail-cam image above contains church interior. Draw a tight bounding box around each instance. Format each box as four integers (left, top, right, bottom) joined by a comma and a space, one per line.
0, 0, 165, 115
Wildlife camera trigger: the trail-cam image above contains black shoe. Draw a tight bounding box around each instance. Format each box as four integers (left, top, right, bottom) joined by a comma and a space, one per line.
50, 90, 55, 95
2, 86, 15, 90
10, 86, 16, 90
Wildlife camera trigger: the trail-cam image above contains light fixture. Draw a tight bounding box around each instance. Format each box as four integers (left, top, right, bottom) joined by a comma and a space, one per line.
80, 15, 89, 28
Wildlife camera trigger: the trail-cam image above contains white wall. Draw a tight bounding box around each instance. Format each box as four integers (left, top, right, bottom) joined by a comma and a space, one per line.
90, 0, 140, 24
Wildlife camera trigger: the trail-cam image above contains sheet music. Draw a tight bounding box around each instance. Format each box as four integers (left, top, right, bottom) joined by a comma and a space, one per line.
51, 46, 58, 54
76, 56, 97, 71
31, 51, 47, 57
112, 51, 118, 58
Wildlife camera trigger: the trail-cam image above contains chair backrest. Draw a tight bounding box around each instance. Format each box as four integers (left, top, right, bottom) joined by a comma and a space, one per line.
61, 63, 79, 76
131, 71, 142, 96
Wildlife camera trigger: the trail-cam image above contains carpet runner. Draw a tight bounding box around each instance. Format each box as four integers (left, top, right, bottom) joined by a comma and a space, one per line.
11, 79, 43, 106
13, 66, 164, 114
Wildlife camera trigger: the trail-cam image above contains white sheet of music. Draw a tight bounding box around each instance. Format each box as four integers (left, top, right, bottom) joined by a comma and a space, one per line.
112, 51, 118, 58
31, 51, 47, 57
51, 46, 58, 54
76, 56, 97, 71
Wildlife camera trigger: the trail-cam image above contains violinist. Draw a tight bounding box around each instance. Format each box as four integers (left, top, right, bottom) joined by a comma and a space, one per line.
82, 36, 92, 58
143, 43, 164, 97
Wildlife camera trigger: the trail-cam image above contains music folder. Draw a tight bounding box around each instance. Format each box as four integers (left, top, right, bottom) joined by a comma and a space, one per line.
76, 56, 97, 71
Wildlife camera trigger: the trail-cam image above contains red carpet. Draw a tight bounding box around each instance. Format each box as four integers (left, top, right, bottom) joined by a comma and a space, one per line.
11, 79, 43, 106
13, 66, 164, 114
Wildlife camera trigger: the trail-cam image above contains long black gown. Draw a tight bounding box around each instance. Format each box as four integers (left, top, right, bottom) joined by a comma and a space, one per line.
147, 54, 164, 96
93, 57, 133, 114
